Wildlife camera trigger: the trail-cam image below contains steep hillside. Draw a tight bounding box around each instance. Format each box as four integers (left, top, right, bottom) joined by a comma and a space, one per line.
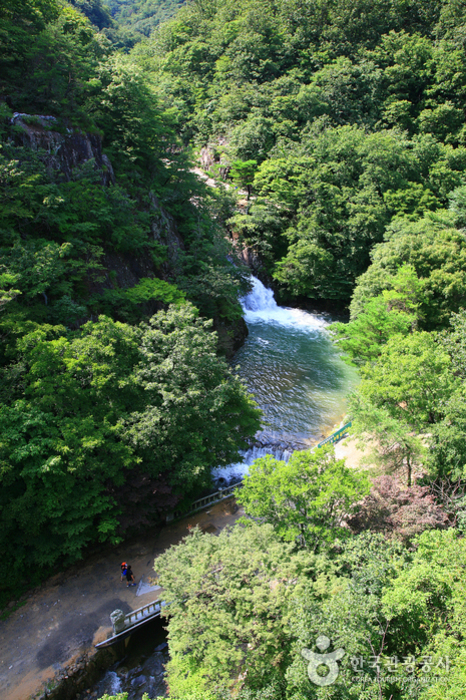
129, 0, 466, 304
104, 0, 185, 47
0, 0, 260, 600
87, 4, 466, 699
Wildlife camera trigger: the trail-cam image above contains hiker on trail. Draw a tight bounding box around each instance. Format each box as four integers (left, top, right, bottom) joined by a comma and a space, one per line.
120, 562, 128, 582
125, 565, 136, 587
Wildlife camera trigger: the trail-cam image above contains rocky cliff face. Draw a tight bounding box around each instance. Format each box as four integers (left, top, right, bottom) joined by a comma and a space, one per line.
213, 315, 248, 357
199, 140, 230, 180
8, 113, 248, 357
10, 113, 115, 185
149, 192, 185, 274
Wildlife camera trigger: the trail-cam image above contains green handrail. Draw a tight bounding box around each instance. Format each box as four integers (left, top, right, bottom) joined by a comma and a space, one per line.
317, 421, 352, 448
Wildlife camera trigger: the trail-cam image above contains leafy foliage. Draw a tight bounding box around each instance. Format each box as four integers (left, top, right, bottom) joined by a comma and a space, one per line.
356, 331, 456, 429
237, 445, 370, 551
0, 0, 260, 600
69, 0, 112, 28
347, 330, 459, 485
153, 521, 466, 700
263, 129, 462, 299
155, 523, 316, 698
428, 310, 466, 481
0, 306, 260, 585
93, 277, 185, 322
129, 0, 466, 301
348, 475, 448, 542
349, 208, 466, 330
103, 0, 183, 47
123, 304, 261, 491
330, 265, 420, 364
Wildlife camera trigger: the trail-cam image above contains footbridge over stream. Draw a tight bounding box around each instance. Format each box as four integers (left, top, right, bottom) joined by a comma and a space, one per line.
95, 600, 167, 649
95, 481, 242, 649
96, 423, 351, 649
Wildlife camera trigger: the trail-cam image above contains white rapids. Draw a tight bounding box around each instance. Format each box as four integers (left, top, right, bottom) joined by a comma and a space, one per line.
241, 276, 328, 331
212, 276, 349, 484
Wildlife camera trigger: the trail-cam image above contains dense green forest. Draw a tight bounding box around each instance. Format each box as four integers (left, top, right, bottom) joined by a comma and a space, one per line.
0, 0, 260, 598
129, 0, 466, 305
104, 0, 184, 47
106, 0, 466, 699
3, 0, 466, 698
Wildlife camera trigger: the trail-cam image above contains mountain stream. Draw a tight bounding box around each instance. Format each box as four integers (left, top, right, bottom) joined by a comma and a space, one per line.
213, 275, 358, 483
83, 276, 356, 699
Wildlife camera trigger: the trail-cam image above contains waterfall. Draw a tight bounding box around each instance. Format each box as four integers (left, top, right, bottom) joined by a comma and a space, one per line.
212, 444, 294, 484
240, 276, 328, 330
213, 276, 335, 485
241, 276, 279, 312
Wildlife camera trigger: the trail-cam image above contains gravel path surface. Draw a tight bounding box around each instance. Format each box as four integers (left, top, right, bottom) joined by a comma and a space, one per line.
334, 435, 374, 470
0, 498, 242, 700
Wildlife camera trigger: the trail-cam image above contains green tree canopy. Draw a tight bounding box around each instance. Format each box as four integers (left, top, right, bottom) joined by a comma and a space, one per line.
350, 209, 466, 330
154, 522, 318, 699
237, 445, 370, 550
0, 305, 260, 586
330, 265, 421, 364
153, 523, 466, 700
356, 331, 457, 430
124, 304, 261, 490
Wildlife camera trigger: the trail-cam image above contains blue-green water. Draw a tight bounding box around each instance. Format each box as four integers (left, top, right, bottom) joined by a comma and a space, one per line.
85, 277, 357, 699
214, 277, 358, 482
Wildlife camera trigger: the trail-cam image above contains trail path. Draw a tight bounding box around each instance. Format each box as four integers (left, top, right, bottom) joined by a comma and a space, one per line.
334, 435, 374, 470
0, 498, 242, 700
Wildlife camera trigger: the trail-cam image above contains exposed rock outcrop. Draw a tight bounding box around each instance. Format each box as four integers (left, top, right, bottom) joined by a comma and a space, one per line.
199, 139, 230, 179
10, 113, 115, 185
8, 113, 250, 358
199, 145, 216, 171
214, 315, 248, 358
149, 192, 185, 274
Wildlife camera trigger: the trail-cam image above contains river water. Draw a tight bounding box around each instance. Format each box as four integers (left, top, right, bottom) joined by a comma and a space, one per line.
86, 277, 356, 699
213, 276, 358, 483
82, 618, 169, 700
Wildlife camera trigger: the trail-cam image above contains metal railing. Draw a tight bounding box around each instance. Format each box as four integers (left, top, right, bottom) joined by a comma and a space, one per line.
165, 423, 352, 524
95, 600, 166, 648
125, 600, 162, 627
166, 480, 242, 522
188, 481, 242, 513
96, 424, 354, 651
316, 422, 352, 448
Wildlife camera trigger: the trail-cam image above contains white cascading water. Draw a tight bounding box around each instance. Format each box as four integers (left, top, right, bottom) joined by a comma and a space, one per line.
241, 276, 328, 330
99, 671, 122, 695
212, 276, 334, 484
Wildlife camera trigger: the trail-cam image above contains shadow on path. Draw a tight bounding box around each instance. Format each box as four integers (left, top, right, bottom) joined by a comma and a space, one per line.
1, 497, 241, 700
36, 598, 131, 669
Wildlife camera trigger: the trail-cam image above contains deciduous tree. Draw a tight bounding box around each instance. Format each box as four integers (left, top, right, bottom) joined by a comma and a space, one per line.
237, 446, 369, 550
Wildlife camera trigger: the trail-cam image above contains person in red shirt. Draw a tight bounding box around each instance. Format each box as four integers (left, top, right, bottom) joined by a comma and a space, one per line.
120, 562, 128, 582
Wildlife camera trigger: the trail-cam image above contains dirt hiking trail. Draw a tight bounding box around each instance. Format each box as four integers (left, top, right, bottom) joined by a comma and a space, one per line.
0, 498, 241, 700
